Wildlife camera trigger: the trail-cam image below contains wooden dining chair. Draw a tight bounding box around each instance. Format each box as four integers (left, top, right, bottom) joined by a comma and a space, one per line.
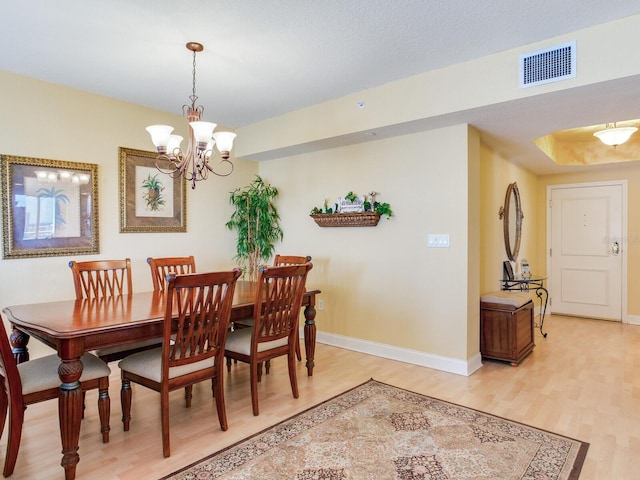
229, 254, 311, 366
148, 256, 202, 396
68, 258, 161, 363
69, 258, 132, 299
273, 254, 312, 266
273, 255, 311, 362
147, 256, 196, 291
118, 269, 241, 458
224, 262, 312, 416
0, 319, 111, 477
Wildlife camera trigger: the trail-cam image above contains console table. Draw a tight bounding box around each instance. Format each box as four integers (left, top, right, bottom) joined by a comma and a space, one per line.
501, 275, 548, 337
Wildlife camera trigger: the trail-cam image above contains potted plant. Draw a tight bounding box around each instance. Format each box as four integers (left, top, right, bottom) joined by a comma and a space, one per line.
226, 175, 283, 280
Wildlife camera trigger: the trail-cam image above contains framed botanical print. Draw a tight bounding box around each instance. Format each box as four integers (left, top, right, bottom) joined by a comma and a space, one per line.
0, 154, 99, 259
119, 147, 186, 233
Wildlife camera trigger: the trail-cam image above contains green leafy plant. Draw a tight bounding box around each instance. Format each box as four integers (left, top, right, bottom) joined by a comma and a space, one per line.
344, 191, 357, 202
226, 175, 283, 280
141, 174, 166, 211
374, 201, 392, 218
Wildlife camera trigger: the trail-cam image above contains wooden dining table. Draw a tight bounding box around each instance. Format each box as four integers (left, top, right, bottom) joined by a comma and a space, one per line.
1, 281, 320, 480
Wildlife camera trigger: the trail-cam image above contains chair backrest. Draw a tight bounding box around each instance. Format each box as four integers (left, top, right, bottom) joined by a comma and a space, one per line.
252, 263, 313, 347
147, 256, 196, 292
0, 319, 24, 408
163, 269, 241, 373
273, 254, 312, 266
68, 259, 132, 299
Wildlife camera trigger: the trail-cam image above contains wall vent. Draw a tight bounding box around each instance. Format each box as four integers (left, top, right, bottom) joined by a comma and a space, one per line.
519, 41, 576, 88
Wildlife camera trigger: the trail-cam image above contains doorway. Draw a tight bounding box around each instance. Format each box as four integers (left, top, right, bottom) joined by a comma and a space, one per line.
546, 181, 627, 321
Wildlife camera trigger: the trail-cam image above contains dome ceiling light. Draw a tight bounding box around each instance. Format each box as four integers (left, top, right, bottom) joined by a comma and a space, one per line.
593, 122, 638, 148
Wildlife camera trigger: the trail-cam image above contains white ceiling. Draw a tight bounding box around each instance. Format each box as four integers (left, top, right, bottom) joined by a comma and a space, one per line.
2, 0, 640, 175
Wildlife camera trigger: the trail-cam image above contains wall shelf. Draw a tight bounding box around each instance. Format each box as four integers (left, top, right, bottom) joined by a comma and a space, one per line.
310, 212, 381, 227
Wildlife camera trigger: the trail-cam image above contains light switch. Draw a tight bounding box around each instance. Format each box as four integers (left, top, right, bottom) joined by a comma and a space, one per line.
427, 234, 450, 248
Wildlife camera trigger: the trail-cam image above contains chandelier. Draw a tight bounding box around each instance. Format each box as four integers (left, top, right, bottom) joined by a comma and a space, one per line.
593, 122, 638, 147
146, 42, 236, 189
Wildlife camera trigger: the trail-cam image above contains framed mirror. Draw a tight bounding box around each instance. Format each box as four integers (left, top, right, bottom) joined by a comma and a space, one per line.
499, 182, 523, 262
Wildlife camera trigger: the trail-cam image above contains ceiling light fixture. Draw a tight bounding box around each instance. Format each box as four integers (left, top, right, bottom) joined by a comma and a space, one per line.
593, 122, 638, 147
146, 42, 236, 189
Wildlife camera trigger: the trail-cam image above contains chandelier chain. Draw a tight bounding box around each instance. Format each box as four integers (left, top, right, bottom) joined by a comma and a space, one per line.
191, 48, 198, 106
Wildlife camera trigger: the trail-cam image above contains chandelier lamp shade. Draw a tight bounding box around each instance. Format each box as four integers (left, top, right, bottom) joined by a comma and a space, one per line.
146, 42, 236, 189
593, 122, 638, 147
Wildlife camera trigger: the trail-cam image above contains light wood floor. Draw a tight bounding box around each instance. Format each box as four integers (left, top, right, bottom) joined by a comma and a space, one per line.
2, 314, 639, 479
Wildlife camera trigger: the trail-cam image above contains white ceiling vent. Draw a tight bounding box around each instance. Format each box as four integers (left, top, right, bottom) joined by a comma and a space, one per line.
519, 41, 576, 88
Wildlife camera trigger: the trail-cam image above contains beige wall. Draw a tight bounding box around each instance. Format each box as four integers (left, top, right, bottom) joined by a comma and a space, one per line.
479, 145, 539, 294
0, 70, 258, 309
260, 124, 481, 369
0, 69, 482, 375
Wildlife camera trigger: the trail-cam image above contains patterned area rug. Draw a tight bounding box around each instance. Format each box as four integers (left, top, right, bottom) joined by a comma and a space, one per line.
163, 379, 588, 480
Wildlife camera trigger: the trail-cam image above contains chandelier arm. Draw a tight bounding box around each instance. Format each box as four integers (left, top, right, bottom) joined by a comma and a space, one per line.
154, 154, 180, 176
205, 157, 234, 177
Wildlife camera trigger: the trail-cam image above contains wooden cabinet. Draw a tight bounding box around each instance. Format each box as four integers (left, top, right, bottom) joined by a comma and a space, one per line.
480, 295, 534, 366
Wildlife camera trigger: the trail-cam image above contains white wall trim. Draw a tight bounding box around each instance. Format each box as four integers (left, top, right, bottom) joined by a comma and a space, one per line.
627, 314, 640, 326
311, 330, 483, 377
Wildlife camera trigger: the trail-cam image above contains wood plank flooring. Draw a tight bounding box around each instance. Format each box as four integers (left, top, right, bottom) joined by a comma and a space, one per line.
2, 314, 639, 479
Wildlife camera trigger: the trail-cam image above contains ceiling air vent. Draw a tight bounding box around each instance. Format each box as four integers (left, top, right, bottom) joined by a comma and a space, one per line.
519, 41, 576, 88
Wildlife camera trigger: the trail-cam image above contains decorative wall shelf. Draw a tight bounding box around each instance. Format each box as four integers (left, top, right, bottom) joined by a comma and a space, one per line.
310, 212, 381, 227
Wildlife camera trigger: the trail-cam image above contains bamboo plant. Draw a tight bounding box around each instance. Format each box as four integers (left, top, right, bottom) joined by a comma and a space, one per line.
226, 176, 283, 280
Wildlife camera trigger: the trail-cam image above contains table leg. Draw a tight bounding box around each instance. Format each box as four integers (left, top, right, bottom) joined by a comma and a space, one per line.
534, 286, 549, 337
9, 325, 30, 363
58, 354, 84, 480
303, 299, 317, 376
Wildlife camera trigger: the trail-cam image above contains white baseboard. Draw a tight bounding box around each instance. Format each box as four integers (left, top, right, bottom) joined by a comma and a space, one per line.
308, 329, 483, 377
626, 314, 640, 325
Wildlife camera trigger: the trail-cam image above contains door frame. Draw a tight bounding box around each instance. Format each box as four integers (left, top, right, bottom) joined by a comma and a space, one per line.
545, 180, 628, 323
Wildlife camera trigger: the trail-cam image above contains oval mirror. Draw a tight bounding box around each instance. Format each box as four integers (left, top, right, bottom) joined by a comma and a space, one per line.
501, 182, 523, 262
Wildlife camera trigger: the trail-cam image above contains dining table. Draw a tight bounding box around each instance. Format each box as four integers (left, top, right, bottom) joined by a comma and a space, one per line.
1, 280, 320, 480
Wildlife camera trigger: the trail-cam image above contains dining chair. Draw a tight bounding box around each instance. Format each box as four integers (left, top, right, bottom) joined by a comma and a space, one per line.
273, 255, 311, 362
118, 269, 241, 458
148, 256, 203, 397
229, 254, 311, 367
273, 254, 312, 266
69, 258, 132, 299
0, 319, 111, 477
224, 262, 312, 416
147, 256, 196, 291
68, 258, 161, 363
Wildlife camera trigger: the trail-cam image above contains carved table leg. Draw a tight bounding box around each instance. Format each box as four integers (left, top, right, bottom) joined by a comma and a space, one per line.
58, 355, 84, 480
9, 326, 30, 363
303, 299, 317, 376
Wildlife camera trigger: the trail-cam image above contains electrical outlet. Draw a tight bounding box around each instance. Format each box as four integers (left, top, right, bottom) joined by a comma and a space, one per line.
317, 299, 324, 310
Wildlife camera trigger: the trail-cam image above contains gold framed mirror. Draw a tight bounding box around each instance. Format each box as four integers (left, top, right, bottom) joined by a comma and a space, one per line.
499, 182, 523, 262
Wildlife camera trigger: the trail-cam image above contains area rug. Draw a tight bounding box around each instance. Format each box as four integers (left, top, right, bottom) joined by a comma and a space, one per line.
163, 379, 588, 480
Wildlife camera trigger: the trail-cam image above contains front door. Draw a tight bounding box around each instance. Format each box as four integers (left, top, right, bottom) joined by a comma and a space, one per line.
548, 182, 624, 321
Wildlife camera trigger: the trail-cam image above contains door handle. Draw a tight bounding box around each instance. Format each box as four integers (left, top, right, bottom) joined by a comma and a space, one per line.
611, 241, 620, 256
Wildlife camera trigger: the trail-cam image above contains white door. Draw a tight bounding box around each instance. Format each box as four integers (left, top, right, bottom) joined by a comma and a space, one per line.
549, 183, 623, 320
